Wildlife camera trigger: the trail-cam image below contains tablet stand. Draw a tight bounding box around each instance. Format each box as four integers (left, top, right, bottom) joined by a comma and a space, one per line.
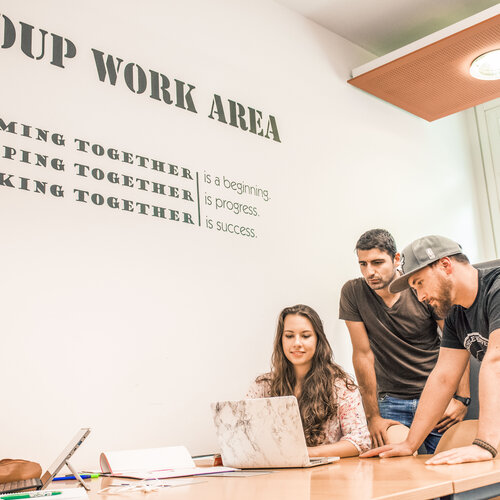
65, 460, 90, 491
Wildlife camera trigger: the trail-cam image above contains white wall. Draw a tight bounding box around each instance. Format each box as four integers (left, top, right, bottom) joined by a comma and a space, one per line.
0, 0, 489, 467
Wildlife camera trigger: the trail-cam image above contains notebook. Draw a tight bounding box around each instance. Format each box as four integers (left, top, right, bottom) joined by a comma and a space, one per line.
210, 396, 339, 468
99, 446, 235, 479
0, 428, 90, 494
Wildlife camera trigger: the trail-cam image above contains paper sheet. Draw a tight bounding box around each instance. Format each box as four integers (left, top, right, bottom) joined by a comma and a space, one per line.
109, 466, 236, 480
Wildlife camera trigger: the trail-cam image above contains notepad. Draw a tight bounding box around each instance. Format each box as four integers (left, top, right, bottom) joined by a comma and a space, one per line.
49, 488, 89, 500
100, 446, 235, 479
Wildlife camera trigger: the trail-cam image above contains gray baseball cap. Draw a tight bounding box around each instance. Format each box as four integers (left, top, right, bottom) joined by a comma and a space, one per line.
389, 235, 462, 293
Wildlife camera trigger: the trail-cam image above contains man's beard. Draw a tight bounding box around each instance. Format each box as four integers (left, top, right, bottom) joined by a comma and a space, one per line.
368, 270, 397, 291
431, 275, 454, 318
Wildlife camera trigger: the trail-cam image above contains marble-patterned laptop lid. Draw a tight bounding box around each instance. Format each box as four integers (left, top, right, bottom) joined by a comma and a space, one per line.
210, 396, 310, 468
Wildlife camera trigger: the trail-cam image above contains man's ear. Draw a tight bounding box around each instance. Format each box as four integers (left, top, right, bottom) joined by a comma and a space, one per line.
394, 252, 401, 267
439, 257, 453, 275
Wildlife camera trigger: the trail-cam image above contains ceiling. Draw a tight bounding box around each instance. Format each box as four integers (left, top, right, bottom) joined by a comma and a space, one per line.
274, 0, 500, 56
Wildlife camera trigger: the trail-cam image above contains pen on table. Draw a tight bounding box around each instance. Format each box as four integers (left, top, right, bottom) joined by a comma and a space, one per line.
0, 492, 62, 500
53, 474, 100, 481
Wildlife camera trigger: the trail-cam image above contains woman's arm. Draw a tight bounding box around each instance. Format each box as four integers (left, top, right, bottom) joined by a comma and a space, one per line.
308, 440, 359, 458
308, 380, 371, 457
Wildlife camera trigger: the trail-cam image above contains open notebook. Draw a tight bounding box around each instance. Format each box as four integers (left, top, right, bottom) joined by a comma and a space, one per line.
100, 446, 235, 479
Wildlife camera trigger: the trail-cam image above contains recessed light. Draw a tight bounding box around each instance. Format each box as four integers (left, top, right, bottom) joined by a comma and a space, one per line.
470, 49, 500, 80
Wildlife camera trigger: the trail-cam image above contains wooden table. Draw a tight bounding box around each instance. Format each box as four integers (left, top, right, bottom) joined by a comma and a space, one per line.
64, 456, 500, 500
433, 457, 500, 499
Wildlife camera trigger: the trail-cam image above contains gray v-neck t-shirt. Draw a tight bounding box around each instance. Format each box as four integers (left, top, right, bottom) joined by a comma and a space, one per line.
339, 278, 440, 399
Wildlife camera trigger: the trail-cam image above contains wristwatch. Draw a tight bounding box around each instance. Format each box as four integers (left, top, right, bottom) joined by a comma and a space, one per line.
453, 394, 471, 406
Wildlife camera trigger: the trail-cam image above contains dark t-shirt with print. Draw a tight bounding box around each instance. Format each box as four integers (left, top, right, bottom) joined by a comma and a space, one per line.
339, 278, 440, 399
442, 267, 500, 360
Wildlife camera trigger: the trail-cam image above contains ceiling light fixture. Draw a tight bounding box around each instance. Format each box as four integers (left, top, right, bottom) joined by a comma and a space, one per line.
470, 49, 500, 80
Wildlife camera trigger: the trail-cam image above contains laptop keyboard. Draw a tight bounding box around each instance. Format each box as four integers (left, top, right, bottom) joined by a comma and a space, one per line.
0, 478, 42, 493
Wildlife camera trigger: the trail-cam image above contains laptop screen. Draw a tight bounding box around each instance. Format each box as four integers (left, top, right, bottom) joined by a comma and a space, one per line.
40, 428, 91, 488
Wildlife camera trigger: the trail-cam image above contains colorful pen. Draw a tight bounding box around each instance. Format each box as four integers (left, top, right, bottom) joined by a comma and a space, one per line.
53, 474, 100, 481
0, 492, 62, 500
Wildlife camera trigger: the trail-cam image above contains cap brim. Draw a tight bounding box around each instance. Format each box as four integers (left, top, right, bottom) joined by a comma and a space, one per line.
389, 262, 430, 294
389, 274, 413, 293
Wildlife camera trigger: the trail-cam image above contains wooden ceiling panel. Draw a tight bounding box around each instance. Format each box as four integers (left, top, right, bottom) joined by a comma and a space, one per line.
348, 15, 500, 121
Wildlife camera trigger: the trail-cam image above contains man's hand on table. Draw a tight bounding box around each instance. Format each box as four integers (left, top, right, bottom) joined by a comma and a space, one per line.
360, 441, 494, 465
359, 441, 415, 458
425, 445, 494, 465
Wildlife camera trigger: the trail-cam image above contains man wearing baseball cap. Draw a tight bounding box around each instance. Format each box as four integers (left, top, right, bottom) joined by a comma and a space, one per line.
339, 229, 469, 453
362, 235, 500, 464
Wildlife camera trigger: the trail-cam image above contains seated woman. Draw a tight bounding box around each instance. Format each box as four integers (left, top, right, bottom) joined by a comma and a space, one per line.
247, 304, 371, 457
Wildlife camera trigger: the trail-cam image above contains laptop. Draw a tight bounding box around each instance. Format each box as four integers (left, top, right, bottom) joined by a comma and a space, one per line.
0, 428, 91, 494
210, 396, 339, 468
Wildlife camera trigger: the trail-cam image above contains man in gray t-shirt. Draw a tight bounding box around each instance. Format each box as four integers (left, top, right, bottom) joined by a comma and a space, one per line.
339, 229, 469, 453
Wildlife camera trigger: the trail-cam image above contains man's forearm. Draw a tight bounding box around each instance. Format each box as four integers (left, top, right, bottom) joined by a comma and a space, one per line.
477, 355, 500, 448
359, 384, 380, 420
455, 360, 470, 398
353, 356, 380, 420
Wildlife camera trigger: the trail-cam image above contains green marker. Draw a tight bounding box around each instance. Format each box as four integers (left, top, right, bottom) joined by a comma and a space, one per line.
0, 492, 62, 500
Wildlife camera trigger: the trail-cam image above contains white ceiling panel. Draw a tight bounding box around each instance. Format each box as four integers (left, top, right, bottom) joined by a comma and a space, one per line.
274, 0, 499, 55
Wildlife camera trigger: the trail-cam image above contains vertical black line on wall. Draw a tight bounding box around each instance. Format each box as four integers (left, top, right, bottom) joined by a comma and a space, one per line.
196, 172, 201, 226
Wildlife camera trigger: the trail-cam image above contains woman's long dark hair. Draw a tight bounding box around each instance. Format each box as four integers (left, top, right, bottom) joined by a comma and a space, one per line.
262, 304, 356, 446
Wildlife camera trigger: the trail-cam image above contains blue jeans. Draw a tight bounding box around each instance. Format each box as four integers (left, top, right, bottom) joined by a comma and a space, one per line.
378, 394, 442, 454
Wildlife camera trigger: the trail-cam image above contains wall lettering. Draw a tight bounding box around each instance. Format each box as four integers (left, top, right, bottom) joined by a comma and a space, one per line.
0, 13, 281, 142
0, 116, 271, 238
